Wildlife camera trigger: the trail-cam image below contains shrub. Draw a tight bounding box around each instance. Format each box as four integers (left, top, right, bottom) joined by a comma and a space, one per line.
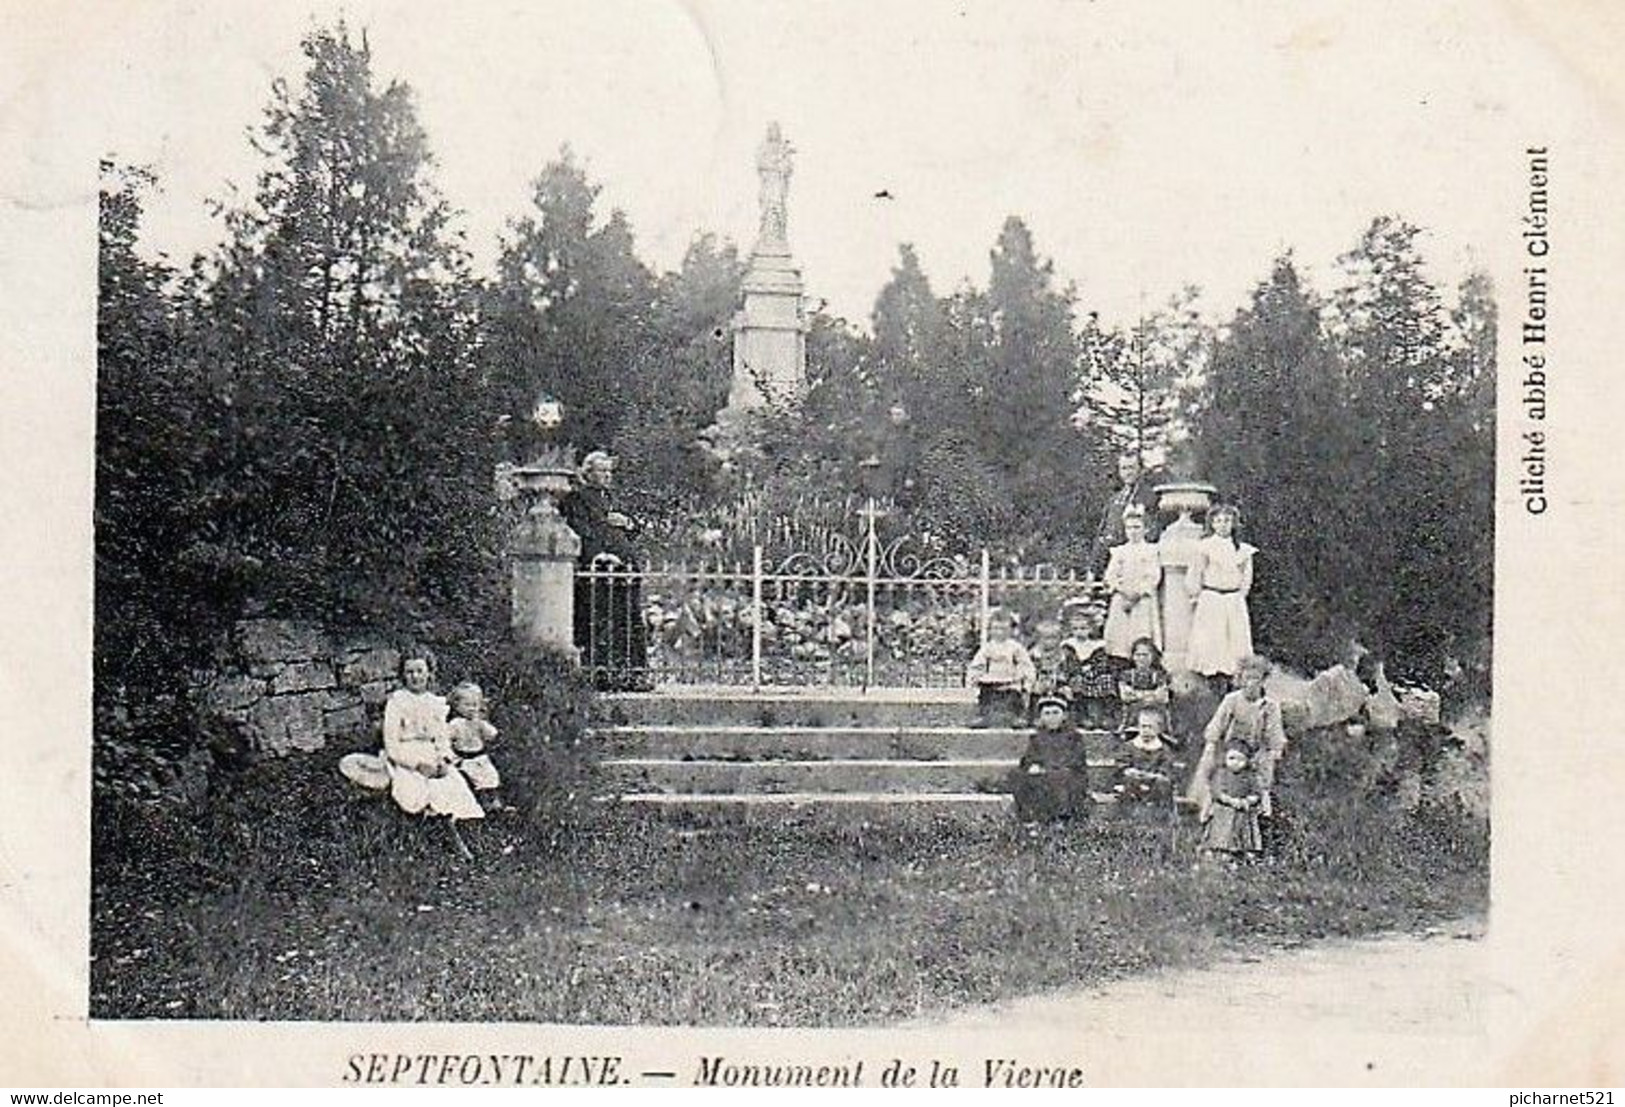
1277, 719, 1488, 876
453, 639, 601, 843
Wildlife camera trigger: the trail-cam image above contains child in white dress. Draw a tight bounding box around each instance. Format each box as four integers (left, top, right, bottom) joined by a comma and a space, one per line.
966, 609, 1036, 726
1185, 503, 1256, 681
1103, 505, 1163, 659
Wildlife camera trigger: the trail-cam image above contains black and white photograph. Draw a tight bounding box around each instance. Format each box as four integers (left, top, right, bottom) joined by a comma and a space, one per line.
3, 0, 1623, 1089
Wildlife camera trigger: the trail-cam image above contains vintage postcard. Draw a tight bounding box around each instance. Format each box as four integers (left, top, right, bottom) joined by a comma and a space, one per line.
2, 0, 1622, 1088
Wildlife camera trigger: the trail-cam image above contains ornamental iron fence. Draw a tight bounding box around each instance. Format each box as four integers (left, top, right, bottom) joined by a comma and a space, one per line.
576, 500, 1097, 690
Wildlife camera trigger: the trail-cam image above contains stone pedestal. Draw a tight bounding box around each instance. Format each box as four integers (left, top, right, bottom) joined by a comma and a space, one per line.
503, 460, 581, 657
729, 257, 808, 409
1154, 481, 1217, 678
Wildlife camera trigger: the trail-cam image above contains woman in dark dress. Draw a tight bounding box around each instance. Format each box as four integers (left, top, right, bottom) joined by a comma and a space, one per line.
560, 450, 650, 691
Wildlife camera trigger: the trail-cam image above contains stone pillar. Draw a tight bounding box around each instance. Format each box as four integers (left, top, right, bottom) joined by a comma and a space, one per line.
501, 461, 581, 657
1154, 482, 1217, 679
729, 265, 808, 409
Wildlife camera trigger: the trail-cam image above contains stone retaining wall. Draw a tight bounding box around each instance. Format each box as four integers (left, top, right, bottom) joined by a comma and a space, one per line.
197, 619, 401, 756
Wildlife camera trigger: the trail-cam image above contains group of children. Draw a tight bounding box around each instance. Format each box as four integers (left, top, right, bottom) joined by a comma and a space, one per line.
964, 495, 1276, 863
968, 593, 1182, 823
966, 592, 1171, 732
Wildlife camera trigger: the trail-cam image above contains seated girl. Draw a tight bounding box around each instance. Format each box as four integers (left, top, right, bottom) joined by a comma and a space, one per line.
1116, 705, 1177, 805
1011, 693, 1091, 825
966, 608, 1035, 726
1116, 636, 1172, 733
339, 651, 484, 823
1060, 597, 1119, 728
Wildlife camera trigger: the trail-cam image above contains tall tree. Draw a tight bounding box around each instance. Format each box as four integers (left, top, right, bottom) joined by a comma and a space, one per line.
200, 22, 493, 624
1326, 217, 1468, 672
485, 149, 659, 457
982, 218, 1094, 544
870, 243, 947, 416
1381, 268, 1495, 679
1330, 216, 1450, 472
609, 233, 744, 519
1193, 256, 1358, 668
1193, 238, 1495, 681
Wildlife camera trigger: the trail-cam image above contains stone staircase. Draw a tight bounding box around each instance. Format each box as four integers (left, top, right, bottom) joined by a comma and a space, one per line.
593, 687, 1136, 828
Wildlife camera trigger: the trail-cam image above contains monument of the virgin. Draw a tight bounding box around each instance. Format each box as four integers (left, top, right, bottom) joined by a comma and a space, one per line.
729, 123, 809, 410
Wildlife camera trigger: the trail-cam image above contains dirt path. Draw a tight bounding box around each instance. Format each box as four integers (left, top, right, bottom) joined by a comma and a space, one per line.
914, 921, 1490, 1085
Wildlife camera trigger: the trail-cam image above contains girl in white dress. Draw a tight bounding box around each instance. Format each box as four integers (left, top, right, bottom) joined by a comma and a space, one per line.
1185, 504, 1256, 681
1102, 505, 1163, 659
379, 653, 484, 821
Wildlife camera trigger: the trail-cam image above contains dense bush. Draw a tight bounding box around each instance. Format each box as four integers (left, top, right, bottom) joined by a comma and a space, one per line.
93, 637, 600, 896
1276, 718, 1488, 875
459, 640, 601, 842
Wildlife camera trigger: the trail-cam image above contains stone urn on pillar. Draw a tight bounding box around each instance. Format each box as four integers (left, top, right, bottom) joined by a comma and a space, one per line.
497, 409, 581, 657
1154, 480, 1217, 678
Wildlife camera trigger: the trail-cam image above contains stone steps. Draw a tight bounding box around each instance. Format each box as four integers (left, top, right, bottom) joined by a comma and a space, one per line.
617, 791, 1015, 828
602, 755, 1135, 795
593, 689, 1187, 825
599, 688, 980, 729
598, 724, 1125, 761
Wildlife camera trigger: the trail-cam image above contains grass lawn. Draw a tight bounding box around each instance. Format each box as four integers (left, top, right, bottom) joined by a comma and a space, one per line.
91, 774, 1487, 1025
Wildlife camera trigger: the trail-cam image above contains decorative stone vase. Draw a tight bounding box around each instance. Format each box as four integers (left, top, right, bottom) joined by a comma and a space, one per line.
1153, 481, 1218, 524
500, 445, 581, 657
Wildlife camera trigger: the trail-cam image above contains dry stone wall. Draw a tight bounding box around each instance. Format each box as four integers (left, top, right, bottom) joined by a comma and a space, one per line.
198, 619, 401, 756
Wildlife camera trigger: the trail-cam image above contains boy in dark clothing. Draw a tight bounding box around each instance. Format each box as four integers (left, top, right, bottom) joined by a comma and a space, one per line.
1011, 693, 1092, 824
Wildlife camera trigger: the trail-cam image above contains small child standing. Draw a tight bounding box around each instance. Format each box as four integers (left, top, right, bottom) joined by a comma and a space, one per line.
1011, 693, 1091, 825
966, 608, 1035, 726
447, 682, 503, 807
1199, 744, 1264, 861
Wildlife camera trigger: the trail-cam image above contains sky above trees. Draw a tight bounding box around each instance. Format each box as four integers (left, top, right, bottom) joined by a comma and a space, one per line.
73, 0, 1578, 328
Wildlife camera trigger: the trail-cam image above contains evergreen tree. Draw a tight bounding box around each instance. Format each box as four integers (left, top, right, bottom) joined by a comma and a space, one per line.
610, 233, 745, 519
1327, 217, 1471, 674
1192, 238, 1495, 681
486, 149, 659, 457
200, 23, 493, 625
1381, 268, 1495, 680
1193, 256, 1359, 668
982, 218, 1094, 545
870, 243, 947, 417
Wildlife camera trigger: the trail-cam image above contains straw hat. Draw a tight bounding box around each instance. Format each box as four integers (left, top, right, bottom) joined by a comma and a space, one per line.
339, 751, 392, 791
